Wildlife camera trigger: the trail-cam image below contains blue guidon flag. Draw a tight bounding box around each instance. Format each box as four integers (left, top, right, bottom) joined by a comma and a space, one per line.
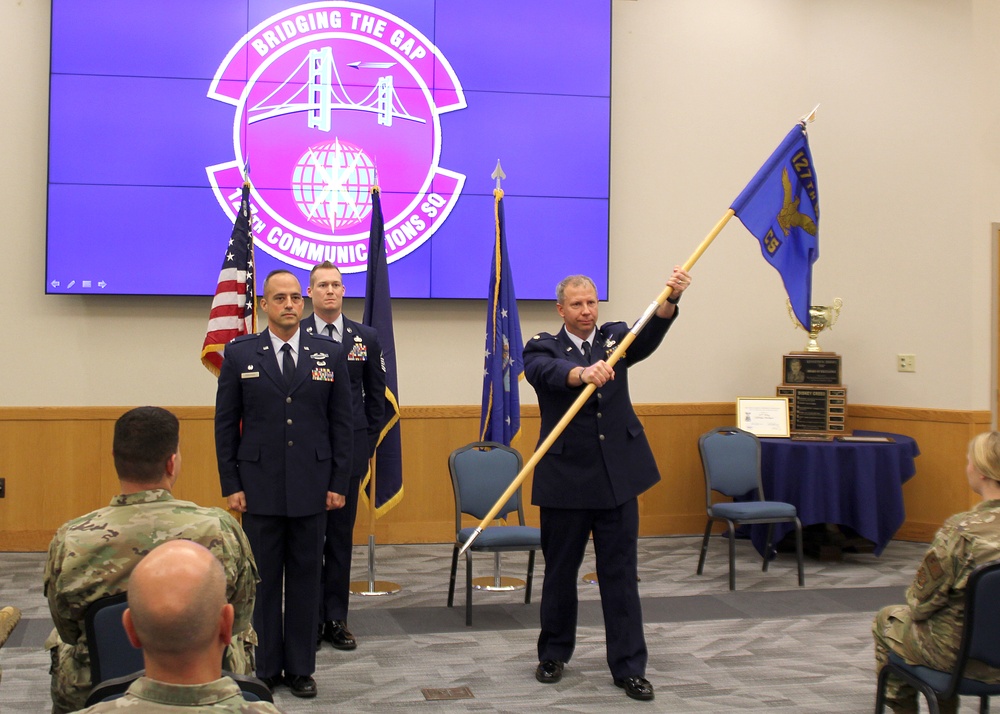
362, 187, 403, 515
730, 124, 820, 329
480, 188, 524, 447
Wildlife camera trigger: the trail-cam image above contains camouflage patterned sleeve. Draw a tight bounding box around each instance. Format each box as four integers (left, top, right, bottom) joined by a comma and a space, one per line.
220, 512, 260, 638
906, 523, 963, 621
43, 526, 82, 645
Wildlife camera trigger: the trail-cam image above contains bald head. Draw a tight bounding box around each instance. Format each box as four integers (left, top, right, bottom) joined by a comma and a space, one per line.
126, 540, 230, 656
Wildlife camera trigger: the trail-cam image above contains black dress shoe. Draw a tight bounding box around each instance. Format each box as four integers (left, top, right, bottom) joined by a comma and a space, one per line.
257, 675, 282, 693
534, 660, 564, 684
285, 674, 317, 698
614, 675, 654, 701
322, 619, 357, 650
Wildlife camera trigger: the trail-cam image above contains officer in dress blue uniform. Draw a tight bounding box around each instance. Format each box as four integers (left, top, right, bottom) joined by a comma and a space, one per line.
525, 267, 691, 702
215, 269, 354, 698
303, 261, 386, 652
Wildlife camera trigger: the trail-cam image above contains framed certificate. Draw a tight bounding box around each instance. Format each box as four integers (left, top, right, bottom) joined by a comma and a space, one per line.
737, 397, 791, 438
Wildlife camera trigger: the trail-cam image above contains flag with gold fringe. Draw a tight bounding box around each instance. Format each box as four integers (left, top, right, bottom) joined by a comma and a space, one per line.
362, 187, 403, 514
480, 188, 523, 447
200, 182, 256, 375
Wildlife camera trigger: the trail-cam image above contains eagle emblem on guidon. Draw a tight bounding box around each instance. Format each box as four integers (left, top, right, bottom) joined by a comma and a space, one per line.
206, 2, 466, 272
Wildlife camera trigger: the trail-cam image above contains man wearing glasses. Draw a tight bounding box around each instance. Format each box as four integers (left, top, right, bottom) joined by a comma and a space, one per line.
215, 269, 354, 698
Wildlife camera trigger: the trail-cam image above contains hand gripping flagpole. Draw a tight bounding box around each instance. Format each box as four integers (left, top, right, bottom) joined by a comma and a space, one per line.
458, 208, 736, 557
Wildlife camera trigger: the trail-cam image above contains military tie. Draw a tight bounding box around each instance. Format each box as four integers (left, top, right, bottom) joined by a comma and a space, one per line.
326, 323, 340, 342
581, 340, 591, 363
281, 343, 295, 388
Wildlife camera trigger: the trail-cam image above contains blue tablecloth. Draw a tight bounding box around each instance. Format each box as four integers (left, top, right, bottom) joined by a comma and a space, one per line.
749, 430, 920, 557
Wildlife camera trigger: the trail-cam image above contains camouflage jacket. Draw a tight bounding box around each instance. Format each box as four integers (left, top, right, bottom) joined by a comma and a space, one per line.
44, 490, 260, 713
78, 676, 282, 712
904, 497, 1000, 678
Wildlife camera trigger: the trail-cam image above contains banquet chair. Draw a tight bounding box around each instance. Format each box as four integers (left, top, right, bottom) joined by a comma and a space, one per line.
84, 592, 143, 684
447, 441, 541, 626
696, 427, 804, 590
874, 559, 1000, 714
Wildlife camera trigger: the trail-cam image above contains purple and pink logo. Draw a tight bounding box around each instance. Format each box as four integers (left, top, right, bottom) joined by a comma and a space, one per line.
206, 2, 466, 272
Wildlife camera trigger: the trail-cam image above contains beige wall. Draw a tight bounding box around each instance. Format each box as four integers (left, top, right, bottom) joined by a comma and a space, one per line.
2, 0, 999, 414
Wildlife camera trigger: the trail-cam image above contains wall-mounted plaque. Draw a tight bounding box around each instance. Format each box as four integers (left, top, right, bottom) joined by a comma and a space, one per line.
783, 353, 842, 386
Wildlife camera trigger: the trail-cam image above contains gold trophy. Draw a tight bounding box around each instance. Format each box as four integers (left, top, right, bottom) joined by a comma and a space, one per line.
787, 298, 842, 352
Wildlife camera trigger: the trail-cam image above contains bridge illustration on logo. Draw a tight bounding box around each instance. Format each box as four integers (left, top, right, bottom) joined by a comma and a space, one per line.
205, 3, 466, 272
248, 48, 426, 130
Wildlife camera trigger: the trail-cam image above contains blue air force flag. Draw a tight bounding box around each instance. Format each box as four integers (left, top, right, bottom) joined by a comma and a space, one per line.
480, 189, 523, 446
730, 125, 820, 329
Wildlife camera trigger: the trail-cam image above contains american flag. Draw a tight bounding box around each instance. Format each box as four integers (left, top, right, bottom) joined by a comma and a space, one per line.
200, 183, 256, 376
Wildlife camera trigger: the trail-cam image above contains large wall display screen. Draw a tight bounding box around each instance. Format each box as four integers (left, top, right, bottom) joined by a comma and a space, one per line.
46, 0, 611, 299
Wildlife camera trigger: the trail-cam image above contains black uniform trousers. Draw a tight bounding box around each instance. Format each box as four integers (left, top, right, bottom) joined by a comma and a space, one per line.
320, 429, 368, 621
537, 498, 647, 680
243, 511, 325, 679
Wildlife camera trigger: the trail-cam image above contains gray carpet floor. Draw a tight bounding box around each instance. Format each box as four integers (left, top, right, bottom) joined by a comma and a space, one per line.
0, 536, 954, 712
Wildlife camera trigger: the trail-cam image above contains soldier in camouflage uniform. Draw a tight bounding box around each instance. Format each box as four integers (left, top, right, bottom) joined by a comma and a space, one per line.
78, 540, 279, 713
873, 431, 1000, 714
44, 407, 260, 714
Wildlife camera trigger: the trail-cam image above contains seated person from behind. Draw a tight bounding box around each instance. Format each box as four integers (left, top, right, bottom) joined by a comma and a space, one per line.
79, 540, 281, 712
44, 406, 259, 713
872, 431, 1000, 714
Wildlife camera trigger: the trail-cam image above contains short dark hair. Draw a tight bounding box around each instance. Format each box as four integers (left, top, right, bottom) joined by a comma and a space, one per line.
113, 407, 179, 483
262, 269, 295, 295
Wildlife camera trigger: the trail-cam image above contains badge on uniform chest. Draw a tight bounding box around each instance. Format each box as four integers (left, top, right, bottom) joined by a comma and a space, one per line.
348, 343, 368, 361
312, 368, 335, 382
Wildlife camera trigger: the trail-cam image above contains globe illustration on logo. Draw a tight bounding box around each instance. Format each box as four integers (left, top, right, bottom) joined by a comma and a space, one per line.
291, 138, 377, 232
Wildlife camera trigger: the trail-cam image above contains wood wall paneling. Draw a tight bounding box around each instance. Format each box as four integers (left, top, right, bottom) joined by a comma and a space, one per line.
0, 404, 989, 551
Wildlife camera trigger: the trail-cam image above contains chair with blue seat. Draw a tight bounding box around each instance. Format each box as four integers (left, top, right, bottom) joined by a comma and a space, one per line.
696, 427, 804, 590
84, 592, 143, 685
447, 441, 541, 626
874, 559, 1000, 714
84, 591, 274, 706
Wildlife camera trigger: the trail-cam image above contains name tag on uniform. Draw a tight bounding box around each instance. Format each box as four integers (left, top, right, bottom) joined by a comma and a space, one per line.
241, 372, 260, 379
312, 368, 335, 382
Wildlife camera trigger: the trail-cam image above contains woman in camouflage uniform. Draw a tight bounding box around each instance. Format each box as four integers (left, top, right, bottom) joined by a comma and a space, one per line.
873, 431, 1000, 714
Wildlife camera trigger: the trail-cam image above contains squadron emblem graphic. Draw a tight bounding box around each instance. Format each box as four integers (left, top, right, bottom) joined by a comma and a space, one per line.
206, 2, 467, 271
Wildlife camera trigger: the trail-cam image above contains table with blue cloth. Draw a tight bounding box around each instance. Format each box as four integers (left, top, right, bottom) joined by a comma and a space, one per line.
749, 430, 920, 558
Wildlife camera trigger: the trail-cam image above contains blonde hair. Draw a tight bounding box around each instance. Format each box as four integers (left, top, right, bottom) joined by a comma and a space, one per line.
968, 432, 1000, 482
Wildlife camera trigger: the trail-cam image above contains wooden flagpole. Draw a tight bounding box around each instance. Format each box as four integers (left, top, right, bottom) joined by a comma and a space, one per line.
458, 208, 736, 557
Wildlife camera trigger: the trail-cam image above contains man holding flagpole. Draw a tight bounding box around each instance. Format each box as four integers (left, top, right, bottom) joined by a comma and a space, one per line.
525, 267, 691, 702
